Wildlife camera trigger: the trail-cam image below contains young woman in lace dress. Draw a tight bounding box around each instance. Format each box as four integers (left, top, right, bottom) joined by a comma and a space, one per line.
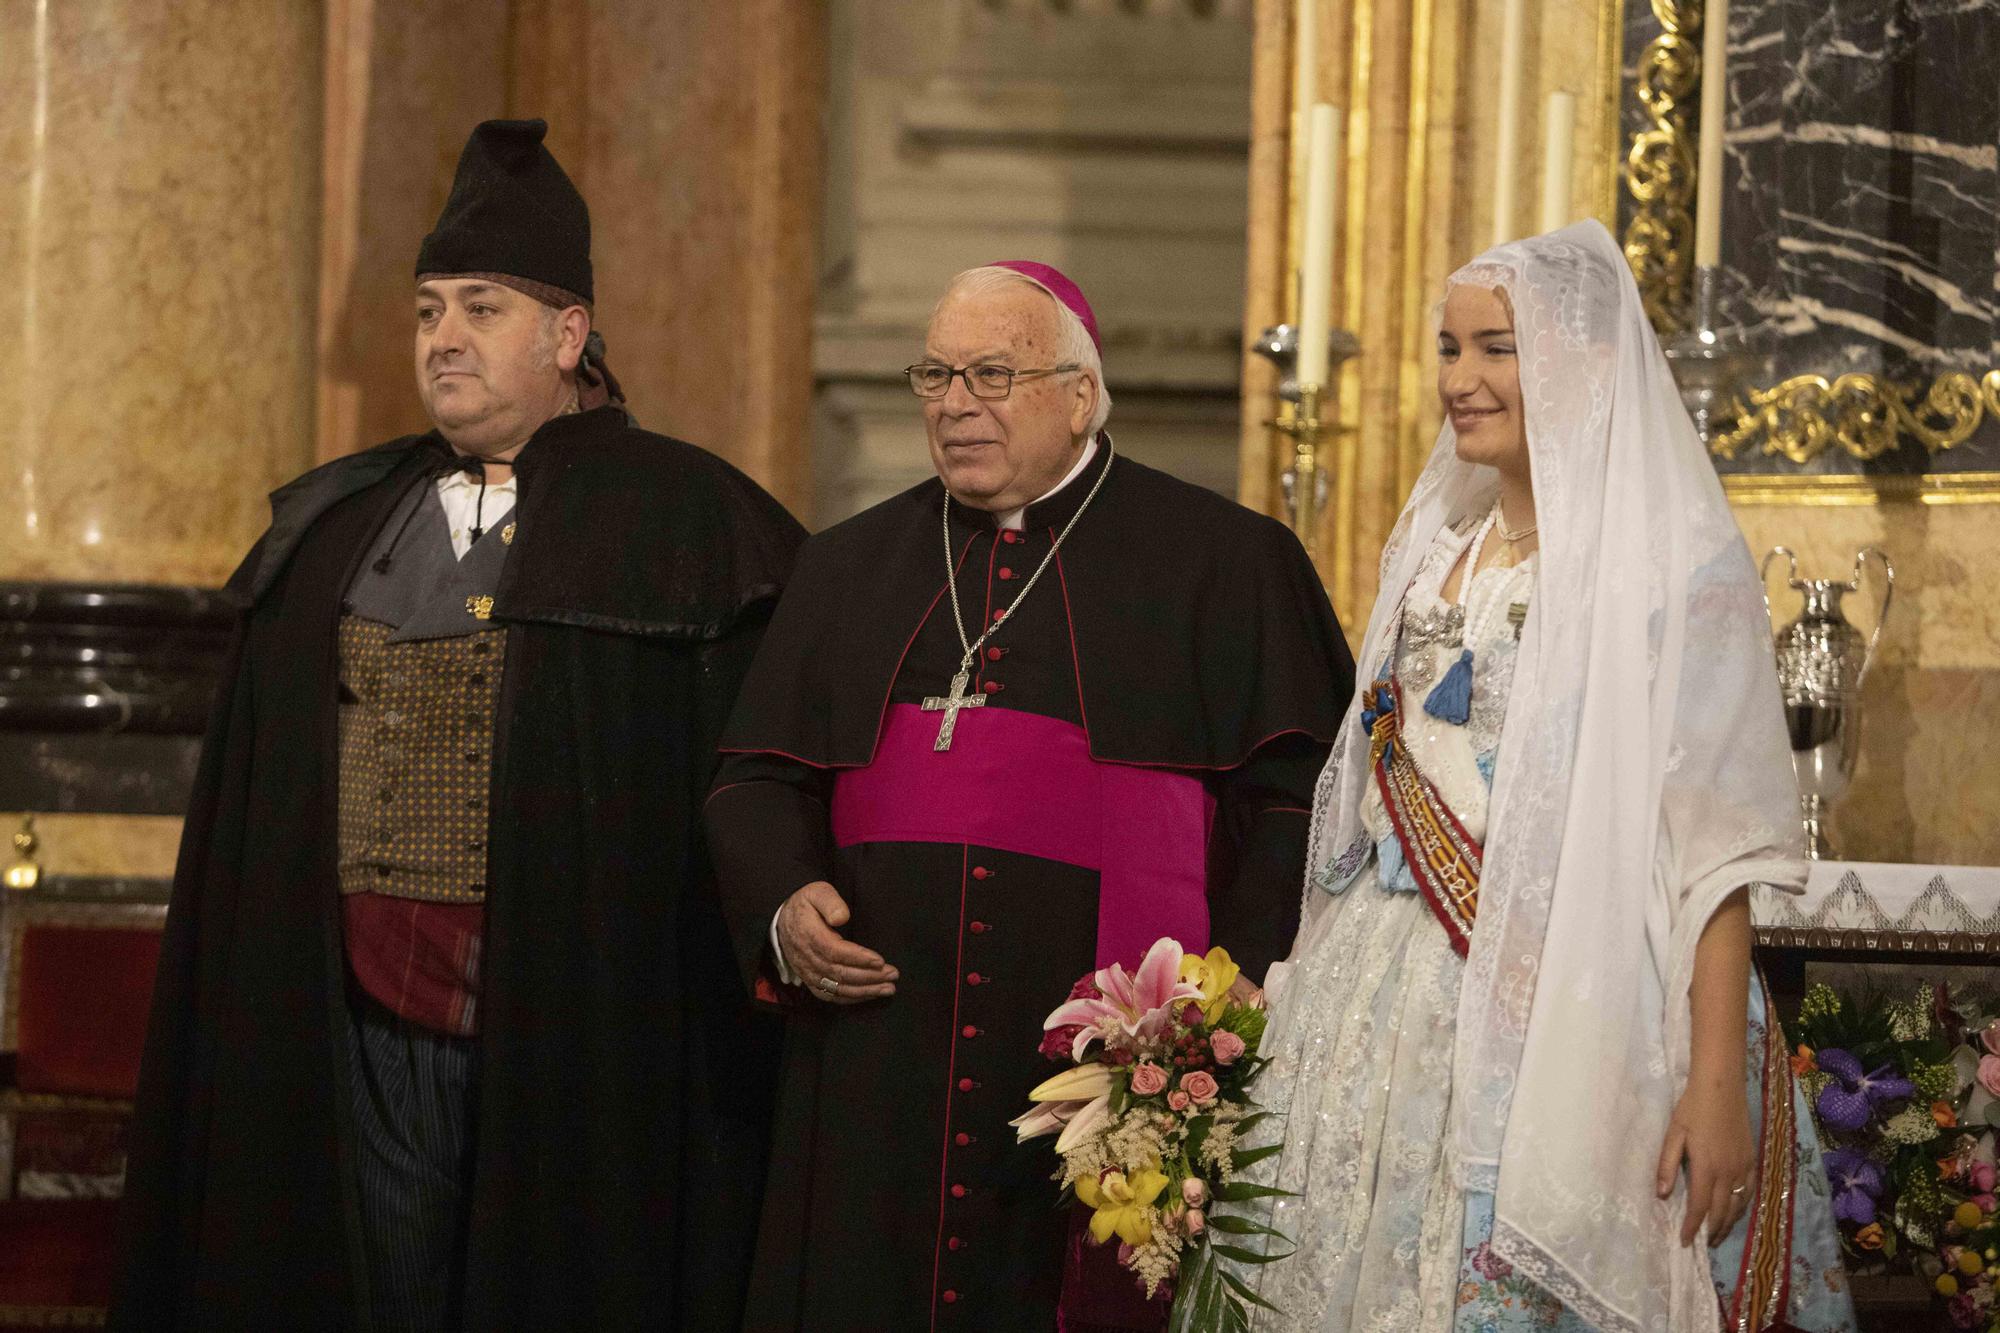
1227, 223, 1854, 1333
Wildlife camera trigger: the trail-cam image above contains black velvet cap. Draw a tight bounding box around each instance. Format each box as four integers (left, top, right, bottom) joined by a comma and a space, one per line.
415, 119, 592, 303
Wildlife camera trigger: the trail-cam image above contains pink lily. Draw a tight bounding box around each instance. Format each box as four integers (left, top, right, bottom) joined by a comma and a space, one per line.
1043, 937, 1203, 1062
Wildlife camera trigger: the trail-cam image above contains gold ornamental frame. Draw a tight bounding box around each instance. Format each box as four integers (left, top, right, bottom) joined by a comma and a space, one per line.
1615, 0, 2000, 504
1622, 0, 1701, 333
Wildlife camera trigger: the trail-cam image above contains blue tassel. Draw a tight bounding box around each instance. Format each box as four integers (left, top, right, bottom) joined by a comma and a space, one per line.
1423, 649, 1475, 724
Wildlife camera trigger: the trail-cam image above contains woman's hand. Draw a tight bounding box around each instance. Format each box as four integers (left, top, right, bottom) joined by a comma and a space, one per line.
1655, 1073, 1755, 1246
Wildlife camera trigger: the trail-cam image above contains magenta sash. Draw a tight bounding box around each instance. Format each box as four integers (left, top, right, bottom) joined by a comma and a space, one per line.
831, 704, 1214, 969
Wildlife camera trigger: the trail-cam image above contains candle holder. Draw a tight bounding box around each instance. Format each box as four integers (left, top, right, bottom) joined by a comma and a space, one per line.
1252, 323, 1359, 560
1662, 264, 1764, 446
1275, 385, 1330, 558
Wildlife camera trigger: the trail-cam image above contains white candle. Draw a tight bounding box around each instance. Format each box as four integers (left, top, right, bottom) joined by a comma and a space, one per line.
1695, 0, 1729, 267
1297, 103, 1342, 390
1540, 91, 1576, 233
1490, 0, 1526, 247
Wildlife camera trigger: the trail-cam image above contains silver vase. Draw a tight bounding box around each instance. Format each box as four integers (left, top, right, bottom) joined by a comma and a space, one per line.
1761, 547, 1894, 860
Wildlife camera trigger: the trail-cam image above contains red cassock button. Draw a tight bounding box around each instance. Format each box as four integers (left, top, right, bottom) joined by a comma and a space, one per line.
948, 1236, 965, 1250
969, 921, 988, 934
981, 681, 1002, 693
966, 972, 984, 985
1002, 530, 1020, 544
998, 567, 1016, 580
942, 1290, 959, 1304
972, 866, 992, 880
955, 1131, 971, 1146
958, 1077, 975, 1092
985, 646, 1004, 661
951, 1184, 967, 1199
962, 1025, 979, 1038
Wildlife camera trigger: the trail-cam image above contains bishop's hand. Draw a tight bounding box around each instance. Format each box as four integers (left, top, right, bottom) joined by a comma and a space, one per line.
778, 881, 899, 1005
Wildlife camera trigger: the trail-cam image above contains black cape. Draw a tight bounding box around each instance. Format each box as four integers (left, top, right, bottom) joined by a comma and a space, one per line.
112, 407, 803, 1332
718, 449, 1352, 770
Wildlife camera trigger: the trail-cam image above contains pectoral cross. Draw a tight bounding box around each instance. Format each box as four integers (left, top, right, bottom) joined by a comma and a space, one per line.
921, 669, 987, 751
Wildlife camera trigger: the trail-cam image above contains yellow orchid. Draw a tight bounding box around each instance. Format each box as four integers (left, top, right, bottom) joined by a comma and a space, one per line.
1075, 1162, 1170, 1247
1178, 947, 1241, 1024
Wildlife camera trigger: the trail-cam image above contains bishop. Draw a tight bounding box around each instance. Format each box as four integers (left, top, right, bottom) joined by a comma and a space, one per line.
707, 261, 1354, 1330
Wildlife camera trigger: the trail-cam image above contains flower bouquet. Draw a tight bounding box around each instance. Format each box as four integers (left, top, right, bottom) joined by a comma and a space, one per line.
1011, 937, 1293, 1332
1790, 979, 2000, 1328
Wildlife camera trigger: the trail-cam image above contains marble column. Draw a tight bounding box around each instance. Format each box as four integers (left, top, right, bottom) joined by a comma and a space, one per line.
510, 0, 828, 521
0, 0, 325, 588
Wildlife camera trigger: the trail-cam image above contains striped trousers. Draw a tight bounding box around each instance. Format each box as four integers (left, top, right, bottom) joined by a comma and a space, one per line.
345, 995, 480, 1333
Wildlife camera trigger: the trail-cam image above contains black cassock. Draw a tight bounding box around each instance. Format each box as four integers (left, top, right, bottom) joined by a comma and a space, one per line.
111, 407, 803, 1332
707, 445, 1354, 1332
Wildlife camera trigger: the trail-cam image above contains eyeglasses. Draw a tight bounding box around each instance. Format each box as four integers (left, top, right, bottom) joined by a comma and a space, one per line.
904, 362, 1080, 400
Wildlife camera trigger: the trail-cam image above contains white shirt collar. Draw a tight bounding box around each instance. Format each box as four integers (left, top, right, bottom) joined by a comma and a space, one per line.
994, 436, 1098, 532
437, 468, 517, 494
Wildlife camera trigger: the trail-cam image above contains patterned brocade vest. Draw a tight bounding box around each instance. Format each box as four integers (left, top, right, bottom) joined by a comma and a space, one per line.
335, 476, 514, 1034
336, 621, 505, 904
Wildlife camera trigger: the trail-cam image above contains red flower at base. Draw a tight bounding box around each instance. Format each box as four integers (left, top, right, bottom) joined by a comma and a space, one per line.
1041, 1025, 1085, 1062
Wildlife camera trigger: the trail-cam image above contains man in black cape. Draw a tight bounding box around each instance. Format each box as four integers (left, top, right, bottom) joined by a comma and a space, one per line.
112, 119, 803, 1331
705, 262, 1353, 1331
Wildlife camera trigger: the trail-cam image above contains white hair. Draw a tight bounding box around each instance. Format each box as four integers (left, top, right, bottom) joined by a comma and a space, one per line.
935, 265, 1112, 437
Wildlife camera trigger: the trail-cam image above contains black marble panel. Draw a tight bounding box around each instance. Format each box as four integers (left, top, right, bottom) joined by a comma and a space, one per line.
0, 584, 232, 736
1622, 0, 2000, 477
0, 583, 231, 817
0, 734, 204, 818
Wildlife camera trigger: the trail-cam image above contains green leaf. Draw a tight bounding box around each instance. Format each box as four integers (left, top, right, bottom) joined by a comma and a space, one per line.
1206, 1214, 1286, 1239
1209, 1242, 1275, 1264
1220, 1269, 1286, 1314
1213, 1180, 1295, 1204
1231, 1142, 1285, 1170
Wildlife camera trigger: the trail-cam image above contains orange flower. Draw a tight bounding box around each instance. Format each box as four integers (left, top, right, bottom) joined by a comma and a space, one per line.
1855, 1223, 1885, 1251
1791, 1045, 1817, 1077
1933, 1100, 1958, 1129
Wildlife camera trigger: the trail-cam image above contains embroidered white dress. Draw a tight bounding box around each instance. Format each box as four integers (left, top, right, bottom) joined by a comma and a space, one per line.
1235, 524, 1855, 1333
1240, 522, 1528, 1331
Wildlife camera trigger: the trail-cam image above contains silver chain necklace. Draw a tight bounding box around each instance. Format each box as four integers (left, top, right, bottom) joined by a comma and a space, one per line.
920, 439, 1115, 751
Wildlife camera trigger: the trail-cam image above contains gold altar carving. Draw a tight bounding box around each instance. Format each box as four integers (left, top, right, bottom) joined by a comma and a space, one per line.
1711, 370, 2000, 465
1622, 0, 1701, 333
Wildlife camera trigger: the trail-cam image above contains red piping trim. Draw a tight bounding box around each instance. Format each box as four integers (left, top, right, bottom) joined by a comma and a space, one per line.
1052, 545, 1092, 739
929, 844, 973, 1329
714, 744, 839, 769
718, 533, 981, 769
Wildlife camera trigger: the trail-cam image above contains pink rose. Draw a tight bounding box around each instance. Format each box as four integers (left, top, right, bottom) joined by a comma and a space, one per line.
1184, 1209, 1205, 1237
1182, 1178, 1208, 1208
1978, 1054, 2000, 1099
1973, 1161, 1997, 1193
1167, 1090, 1191, 1112
1983, 1020, 2000, 1056
1129, 1062, 1169, 1096
1976, 1194, 1997, 1213
1210, 1030, 1247, 1066
1181, 1070, 1220, 1105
